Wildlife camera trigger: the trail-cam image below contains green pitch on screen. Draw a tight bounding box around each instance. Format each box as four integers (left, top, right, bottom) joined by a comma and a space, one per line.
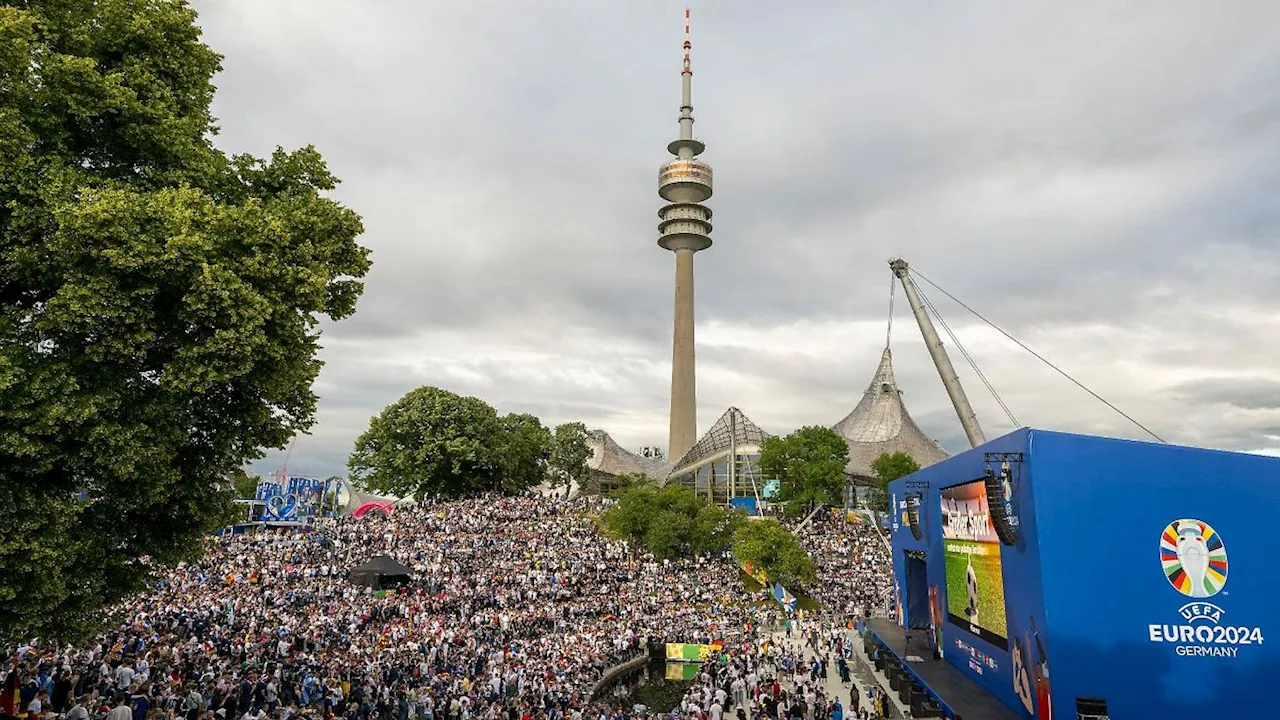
944, 538, 1009, 641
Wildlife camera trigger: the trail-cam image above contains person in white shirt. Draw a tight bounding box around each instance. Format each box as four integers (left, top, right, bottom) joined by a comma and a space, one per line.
66, 697, 90, 720
106, 699, 133, 720
26, 691, 46, 718
115, 663, 135, 692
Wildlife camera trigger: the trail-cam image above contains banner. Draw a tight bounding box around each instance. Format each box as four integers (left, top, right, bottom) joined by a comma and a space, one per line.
664, 643, 722, 663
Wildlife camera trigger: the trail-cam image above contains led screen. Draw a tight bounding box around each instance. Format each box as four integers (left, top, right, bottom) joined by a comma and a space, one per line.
941, 477, 1009, 649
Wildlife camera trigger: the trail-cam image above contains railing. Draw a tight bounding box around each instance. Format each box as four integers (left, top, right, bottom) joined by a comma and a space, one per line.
588, 648, 651, 700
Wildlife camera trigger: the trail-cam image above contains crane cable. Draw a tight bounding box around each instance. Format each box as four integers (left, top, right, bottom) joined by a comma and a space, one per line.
914, 280, 1021, 428
886, 276, 896, 349
909, 267, 1167, 444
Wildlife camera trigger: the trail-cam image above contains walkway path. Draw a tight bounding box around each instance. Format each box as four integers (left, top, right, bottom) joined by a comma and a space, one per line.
760, 627, 911, 719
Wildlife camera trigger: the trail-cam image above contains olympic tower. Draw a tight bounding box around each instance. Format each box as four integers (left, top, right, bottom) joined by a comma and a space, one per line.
658, 9, 713, 461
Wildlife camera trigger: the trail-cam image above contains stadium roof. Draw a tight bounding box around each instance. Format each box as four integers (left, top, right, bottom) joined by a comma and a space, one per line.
833, 347, 950, 478
586, 429, 670, 478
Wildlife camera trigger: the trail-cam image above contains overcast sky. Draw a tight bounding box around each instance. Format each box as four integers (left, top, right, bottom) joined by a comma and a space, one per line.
191, 1, 1280, 479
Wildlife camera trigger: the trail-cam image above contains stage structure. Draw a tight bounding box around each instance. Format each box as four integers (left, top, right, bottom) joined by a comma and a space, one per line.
886, 428, 1278, 718
251, 475, 342, 524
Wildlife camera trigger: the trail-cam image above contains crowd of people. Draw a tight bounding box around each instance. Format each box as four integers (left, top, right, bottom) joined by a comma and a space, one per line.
784, 515, 892, 619
3, 495, 900, 720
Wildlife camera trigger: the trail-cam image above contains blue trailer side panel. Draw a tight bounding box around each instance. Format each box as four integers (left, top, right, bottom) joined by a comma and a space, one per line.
1029, 430, 1279, 718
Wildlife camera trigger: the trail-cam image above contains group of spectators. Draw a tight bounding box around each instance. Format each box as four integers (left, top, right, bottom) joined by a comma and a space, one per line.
3, 495, 898, 720
784, 517, 892, 620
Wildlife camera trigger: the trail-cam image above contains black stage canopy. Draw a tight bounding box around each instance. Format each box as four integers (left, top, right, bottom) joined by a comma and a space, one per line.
348, 554, 413, 589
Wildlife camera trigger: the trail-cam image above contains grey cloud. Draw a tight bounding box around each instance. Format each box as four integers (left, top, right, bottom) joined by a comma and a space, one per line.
1171, 377, 1280, 411
202, 1, 1280, 478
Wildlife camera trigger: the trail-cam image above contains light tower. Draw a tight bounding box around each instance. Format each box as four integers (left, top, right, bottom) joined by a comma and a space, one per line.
658, 8, 713, 461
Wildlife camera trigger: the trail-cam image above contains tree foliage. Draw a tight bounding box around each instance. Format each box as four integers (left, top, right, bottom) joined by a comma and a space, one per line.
603, 471, 654, 498
732, 519, 817, 588
227, 468, 261, 500
497, 413, 554, 495
758, 426, 849, 516
548, 422, 591, 496
599, 484, 743, 559
0, 0, 369, 641
869, 452, 920, 512
348, 387, 552, 499
872, 451, 920, 485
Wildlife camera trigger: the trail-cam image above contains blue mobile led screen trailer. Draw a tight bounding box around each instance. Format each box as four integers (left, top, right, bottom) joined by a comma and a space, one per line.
887, 428, 1279, 718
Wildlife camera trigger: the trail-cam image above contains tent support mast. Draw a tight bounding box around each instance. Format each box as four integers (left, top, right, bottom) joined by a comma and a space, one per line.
890, 258, 986, 448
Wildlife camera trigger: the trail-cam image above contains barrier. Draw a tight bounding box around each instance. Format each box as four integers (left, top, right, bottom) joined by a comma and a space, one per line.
588, 652, 649, 700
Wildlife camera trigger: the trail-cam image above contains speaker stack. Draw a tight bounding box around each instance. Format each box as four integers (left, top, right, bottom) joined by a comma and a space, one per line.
1076, 697, 1110, 720
906, 493, 924, 540
983, 469, 1019, 546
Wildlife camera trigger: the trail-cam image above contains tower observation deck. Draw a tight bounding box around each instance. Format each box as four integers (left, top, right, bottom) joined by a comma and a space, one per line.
659, 9, 713, 462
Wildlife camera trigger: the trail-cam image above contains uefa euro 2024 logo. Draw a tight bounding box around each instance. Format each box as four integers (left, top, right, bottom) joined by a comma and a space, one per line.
1148, 519, 1262, 657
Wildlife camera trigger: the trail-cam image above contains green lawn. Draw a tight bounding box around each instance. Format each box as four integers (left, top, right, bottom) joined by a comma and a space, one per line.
943, 539, 1008, 641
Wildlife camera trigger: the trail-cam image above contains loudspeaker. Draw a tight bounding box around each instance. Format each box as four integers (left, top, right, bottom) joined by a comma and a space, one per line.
1076, 697, 1109, 719
906, 493, 923, 540
984, 469, 1019, 546
909, 688, 931, 716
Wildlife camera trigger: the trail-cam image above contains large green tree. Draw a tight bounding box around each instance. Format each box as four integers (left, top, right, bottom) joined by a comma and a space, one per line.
0, 0, 369, 641
347, 387, 552, 499
758, 426, 849, 516
599, 484, 742, 559
548, 422, 591, 498
868, 451, 920, 512
732, 519, 816, 588
496, 413, 554, 495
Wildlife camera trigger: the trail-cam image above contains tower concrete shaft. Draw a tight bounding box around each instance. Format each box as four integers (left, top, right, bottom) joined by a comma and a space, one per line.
669, 248, 697, 458
658, 9, 713, 461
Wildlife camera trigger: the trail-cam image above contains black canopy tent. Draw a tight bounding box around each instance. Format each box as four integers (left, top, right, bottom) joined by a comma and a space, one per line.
348, 554, 413, 589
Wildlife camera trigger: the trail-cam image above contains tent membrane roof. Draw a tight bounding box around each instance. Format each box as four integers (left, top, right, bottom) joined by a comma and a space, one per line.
832, 347, 950, 478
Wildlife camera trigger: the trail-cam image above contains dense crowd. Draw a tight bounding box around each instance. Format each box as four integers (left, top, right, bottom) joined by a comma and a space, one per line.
3, 495, 898, 720
784, 516, 892, 619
